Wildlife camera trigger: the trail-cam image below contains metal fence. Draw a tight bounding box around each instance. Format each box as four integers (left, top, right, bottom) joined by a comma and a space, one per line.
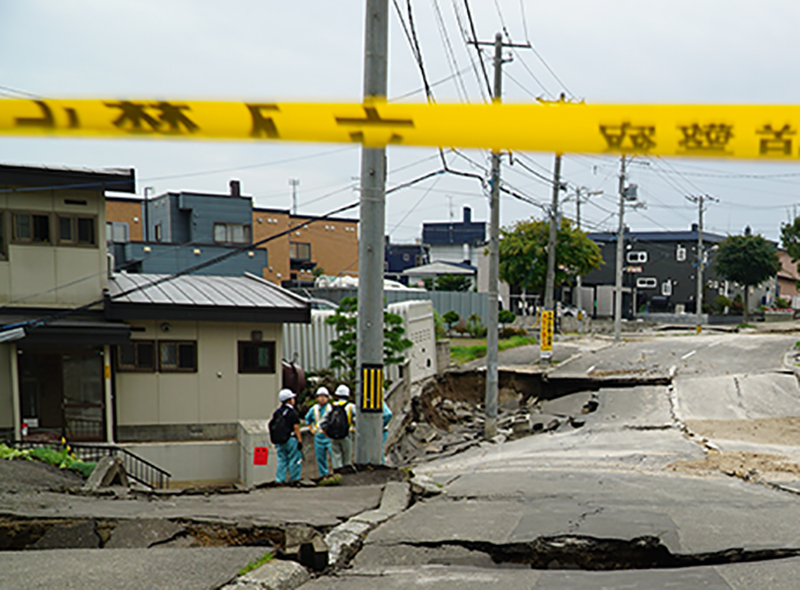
298, 288, 490, 324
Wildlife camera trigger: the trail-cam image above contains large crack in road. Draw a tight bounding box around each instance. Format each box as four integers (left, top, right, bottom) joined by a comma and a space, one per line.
400, 535, 800, 571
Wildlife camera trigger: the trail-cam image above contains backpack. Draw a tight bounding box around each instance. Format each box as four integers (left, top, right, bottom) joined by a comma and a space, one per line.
269, 406, 291, 444
324, 404, 349, 440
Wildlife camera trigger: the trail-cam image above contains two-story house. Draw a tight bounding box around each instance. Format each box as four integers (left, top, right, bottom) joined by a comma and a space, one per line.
582, 225, 774, 318
106, 182, 360, 288
1, 165, 311, 486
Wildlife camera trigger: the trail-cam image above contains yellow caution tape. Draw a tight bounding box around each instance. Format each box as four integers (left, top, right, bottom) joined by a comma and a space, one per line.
3, 98, 800, 160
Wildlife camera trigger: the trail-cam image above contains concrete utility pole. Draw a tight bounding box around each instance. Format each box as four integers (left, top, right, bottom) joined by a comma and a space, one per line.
484, 32, 504, 440
289, 179, 300, 215
686, 194, 718, 333
543, 154, 562, 312
614, 156, 627, 342
470, 32, 528, 440
574, 187, 602, 332
355, 0, 388, 465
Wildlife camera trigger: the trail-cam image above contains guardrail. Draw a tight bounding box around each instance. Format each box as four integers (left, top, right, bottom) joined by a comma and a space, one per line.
5, 440, 171, 490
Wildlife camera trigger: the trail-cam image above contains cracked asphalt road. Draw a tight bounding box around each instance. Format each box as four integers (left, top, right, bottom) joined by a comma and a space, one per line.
305, 330, 800, 589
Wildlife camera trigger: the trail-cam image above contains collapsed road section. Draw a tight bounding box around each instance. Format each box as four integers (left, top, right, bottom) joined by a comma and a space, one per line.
388, 366, 672, 466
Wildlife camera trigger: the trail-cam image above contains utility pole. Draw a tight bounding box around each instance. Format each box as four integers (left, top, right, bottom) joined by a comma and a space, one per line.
484, 32, 504, 440
470, 32, 527, 440
355, 0, 388, 465
541, 154, 563, 363
574, 187, 602, 332
289, 179, 300, 215
686, 194, 718, 333
614, 157, 642, 342
614, 157, 627, 342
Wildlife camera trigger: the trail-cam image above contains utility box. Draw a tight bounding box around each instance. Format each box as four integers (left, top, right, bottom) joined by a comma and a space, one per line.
388, 300, 437, 383
238, 420, 275, 487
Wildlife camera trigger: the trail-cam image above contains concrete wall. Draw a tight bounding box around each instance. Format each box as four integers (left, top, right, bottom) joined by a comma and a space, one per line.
0, 188, 106, 307
115, 321, 282, 429
121, 440, 239, 486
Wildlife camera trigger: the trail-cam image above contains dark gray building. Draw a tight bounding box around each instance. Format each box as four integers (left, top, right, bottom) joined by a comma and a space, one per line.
110, 181, 267, 276
582, 225, 727, 317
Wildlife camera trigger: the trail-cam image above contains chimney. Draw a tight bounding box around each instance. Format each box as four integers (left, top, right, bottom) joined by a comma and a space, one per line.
691, 223, 698, 232
230, 180, 241, 198
463, 206, 472, 223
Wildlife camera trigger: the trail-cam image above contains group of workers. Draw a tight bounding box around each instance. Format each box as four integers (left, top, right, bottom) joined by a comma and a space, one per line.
273, 384, 392, 483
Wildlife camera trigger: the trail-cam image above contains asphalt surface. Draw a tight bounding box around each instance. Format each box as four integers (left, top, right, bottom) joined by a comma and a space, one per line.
303, 329, 800, 589
5, 329, 800, 589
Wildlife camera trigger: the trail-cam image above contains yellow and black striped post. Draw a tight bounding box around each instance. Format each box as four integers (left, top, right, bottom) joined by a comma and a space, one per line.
360, 363, 384, 413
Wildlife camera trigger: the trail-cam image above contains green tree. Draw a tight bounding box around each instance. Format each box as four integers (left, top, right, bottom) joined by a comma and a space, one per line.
326, 296, 413, 389
715, 231, 780, 323
780, 217, 800, 289
499, 309, 516, 327
499, 217, 602, 296
423, 274, 473, 292
442, 310, 460, 336
435, 273, 473, 292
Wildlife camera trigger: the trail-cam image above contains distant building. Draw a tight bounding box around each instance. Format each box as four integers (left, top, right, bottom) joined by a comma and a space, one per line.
777, 250, 800, 308
422, 207, 485, 267
582, 225, 775, 317
385, 239, 429, 285
106, 181, 359, 287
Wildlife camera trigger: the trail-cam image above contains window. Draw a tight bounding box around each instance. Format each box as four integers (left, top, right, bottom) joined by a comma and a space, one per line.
289, 242, 311, 261
238, 341, 276, 374
214, 222, 251, 244
13, 213, 50, 243
158, 341, 197, 372
154, 223, 163, 242
676, 245, 687, 262
627, 251, 647, 264
636, 277, 658, 289
116, 341, 155, 372
58, 215, 96, 246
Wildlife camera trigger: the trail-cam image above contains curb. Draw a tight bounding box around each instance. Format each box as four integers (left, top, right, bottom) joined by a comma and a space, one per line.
324, 480, 411, 569
220, 559, 309, 590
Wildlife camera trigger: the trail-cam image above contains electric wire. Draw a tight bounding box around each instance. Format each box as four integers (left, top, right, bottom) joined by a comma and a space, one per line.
461, 0, 494, 98
450, 0, 489, 102
431, 0, 470, 102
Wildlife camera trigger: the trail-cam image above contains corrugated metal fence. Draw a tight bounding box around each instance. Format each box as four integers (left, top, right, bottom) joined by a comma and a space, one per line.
282, 300, 438, 384
298, 288, 490, 324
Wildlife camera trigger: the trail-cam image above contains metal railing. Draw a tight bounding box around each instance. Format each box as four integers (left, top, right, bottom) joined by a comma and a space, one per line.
5, 440, 171, 490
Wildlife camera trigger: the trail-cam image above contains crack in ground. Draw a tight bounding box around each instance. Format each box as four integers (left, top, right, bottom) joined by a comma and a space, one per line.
402, 535, 800, 571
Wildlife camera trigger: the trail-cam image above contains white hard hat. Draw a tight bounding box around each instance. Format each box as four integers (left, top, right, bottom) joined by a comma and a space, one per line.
335, 384, 350, 398
315, 386, 330, 398
279, 389, 296, 403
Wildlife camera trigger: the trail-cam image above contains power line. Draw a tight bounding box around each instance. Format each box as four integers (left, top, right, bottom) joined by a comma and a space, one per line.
431, 0, 470, 102
461, 0, 493, 97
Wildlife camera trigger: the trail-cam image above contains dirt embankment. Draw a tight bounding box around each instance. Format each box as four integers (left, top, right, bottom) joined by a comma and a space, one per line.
0, 458, 83, 494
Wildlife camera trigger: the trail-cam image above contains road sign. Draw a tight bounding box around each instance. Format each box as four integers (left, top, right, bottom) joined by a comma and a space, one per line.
3, 98, 800, 160
253, 447, 268, 466
540, 310, 554, 360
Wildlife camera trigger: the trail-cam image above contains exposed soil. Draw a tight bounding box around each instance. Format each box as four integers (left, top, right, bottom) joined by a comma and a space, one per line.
685, 417, 800, 447
0, 458, 83, 494
668, 450, 800, 481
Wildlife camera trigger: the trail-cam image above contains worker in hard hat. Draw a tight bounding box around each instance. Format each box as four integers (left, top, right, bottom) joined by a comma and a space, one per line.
270, 389, 303, 483
305, 386, 332, 478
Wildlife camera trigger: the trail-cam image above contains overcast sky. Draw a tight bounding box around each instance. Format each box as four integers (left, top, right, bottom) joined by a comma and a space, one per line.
2, 1, 800, 242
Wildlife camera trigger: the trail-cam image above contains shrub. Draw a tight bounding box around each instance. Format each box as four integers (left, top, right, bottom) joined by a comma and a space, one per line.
775, 297, 791, 309
713, 295, 731, 313
499, 327, 527, 339
466, 313, 487, 338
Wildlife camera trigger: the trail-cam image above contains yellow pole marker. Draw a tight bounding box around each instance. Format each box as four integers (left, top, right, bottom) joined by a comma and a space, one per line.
540, 310, 554, 360
3, 98, 800, 160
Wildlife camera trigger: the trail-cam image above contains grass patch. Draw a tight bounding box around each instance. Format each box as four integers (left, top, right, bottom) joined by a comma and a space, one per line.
450, 336, 537, 364
0, 443, 96, 478
238, 552, 274, 576
737, 323, 756, 329
317, 473, 342, 486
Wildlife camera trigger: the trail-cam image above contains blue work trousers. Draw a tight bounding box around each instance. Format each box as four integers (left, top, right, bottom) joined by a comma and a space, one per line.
275, 438, 302, 482
314, 433, 331, 477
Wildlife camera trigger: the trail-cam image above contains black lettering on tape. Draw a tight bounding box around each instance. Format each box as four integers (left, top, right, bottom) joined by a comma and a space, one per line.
246, 104, 280, 138
15, 100, 55, 129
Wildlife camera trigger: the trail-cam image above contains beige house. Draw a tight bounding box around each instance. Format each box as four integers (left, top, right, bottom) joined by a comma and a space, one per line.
0, 164, 311, 486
